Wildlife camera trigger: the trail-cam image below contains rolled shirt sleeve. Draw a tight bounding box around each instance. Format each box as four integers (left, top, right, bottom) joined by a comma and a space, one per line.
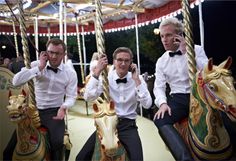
83, 76, 103, 101
12, 61, 41, 87
135, 76, 152, 109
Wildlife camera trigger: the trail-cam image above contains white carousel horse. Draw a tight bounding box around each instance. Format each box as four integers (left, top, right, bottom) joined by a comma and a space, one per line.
92, 98, 129, 161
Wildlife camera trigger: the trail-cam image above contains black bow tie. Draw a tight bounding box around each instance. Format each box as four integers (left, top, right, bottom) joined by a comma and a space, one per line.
116, 78, 127, 84
47, 66, 58, 73
169, 50, 182, 57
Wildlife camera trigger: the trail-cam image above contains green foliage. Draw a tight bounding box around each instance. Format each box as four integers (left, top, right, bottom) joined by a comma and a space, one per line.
105, 25, 164, 64
138, 25, 164, 63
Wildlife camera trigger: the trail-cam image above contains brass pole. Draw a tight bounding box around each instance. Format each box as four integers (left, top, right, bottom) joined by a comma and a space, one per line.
12, 20, 19, 57
181, 0, 197, 85
95, 0, 110, 102
18, 0, 40, 127
75, 16, 85, 84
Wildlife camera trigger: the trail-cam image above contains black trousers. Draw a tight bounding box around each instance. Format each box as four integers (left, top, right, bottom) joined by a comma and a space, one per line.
39, 108, 65, 151
3, 107, 65, 161
221, 112, 236, 149
154, 93, 190, 127
76, 118, 143, 161
3, 131, 17, 161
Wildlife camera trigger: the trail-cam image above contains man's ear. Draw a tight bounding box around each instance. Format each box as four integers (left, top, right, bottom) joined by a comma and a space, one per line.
130, 59, 133, 66
179, 32, 185, 37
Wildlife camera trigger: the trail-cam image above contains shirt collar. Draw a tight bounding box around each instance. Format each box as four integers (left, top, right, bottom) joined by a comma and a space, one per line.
46, 61, 63, 71
112, 70, 130, 82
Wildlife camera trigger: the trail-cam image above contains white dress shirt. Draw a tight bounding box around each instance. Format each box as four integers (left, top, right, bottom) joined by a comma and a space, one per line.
154, 45, 208, 107
12, 61, 78, 109
66, 59, 75, 70
84, 70, 152, 119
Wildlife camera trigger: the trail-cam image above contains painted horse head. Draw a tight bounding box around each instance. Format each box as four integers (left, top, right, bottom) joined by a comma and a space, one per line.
187, 56, 236, 160
198, 56, 236, 121
6, 90, 30, 123
6, 90, 41, 127
6, 90, 49, 160
92, 97, 128, 160
93, 98, 119, 156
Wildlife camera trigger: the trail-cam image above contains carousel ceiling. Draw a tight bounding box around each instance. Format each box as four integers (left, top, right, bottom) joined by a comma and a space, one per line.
0, 0, 197, 34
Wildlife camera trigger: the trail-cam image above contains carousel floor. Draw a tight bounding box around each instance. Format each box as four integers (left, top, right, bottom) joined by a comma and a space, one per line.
67, 100, 174, 161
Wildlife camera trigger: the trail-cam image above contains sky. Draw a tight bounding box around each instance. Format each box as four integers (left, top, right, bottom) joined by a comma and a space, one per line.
199, 1, 236, 76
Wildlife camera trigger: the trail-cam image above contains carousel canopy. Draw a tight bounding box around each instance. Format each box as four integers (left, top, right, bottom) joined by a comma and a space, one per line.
0, 0, 197, 34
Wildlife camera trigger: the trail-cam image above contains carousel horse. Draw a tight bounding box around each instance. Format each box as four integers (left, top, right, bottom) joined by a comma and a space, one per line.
176, 57, 236, 160
6, 90, 72, 161
92, 97, 129, 161
6, 90, 50, 161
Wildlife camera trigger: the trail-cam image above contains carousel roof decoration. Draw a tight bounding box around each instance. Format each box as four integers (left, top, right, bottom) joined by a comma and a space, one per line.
0, 0, 201, 36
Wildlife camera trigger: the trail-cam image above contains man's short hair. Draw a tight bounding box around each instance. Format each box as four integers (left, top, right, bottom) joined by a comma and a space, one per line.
112, 47, 133, 60
46, 38, 66, 52
159, 17, 184, 35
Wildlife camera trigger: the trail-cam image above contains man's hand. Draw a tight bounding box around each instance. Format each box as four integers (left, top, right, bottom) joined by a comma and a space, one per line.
153, 103, 171, 120
53, 106, 66, 120
93, 54, 108, 78
130, 63, 141, 86
38, 51, 48, 71
174, 34, 186, 54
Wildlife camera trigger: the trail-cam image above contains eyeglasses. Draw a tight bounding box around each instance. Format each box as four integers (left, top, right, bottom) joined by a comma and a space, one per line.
47, 50, 64, 56
116, 58, 131, 64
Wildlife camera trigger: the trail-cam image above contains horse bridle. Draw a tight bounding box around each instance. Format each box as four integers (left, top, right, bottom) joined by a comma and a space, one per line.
197, 70, 229, 112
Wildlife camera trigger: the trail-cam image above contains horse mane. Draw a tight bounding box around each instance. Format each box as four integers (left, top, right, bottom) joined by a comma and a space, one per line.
203, 56, 232, 82
204, 68, 231, 82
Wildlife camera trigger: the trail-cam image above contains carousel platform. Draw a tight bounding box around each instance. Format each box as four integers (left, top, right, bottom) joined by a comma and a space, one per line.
67, 100, 174, 161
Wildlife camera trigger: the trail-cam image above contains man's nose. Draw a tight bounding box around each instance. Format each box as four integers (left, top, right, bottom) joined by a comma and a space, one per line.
51, 53, 57, 58
121, 61, 126, 65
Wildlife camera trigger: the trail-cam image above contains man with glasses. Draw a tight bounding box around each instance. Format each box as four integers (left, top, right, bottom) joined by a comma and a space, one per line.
4, 38, 78, 161
76, 47, 152, 161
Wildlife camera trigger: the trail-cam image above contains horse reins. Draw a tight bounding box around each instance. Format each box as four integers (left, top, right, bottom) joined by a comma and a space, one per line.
197, 70, 229, 112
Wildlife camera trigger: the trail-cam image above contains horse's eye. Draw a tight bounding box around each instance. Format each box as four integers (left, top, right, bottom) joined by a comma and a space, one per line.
209, 83, 217, 91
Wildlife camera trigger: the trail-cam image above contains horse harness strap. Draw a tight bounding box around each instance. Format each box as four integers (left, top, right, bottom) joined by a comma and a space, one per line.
197, 71, 229, 112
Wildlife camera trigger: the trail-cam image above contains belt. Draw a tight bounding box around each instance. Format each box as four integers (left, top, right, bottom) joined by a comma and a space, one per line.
38, 107, 60, 112
170, 93, 190, 97
118, 117, 135, 122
